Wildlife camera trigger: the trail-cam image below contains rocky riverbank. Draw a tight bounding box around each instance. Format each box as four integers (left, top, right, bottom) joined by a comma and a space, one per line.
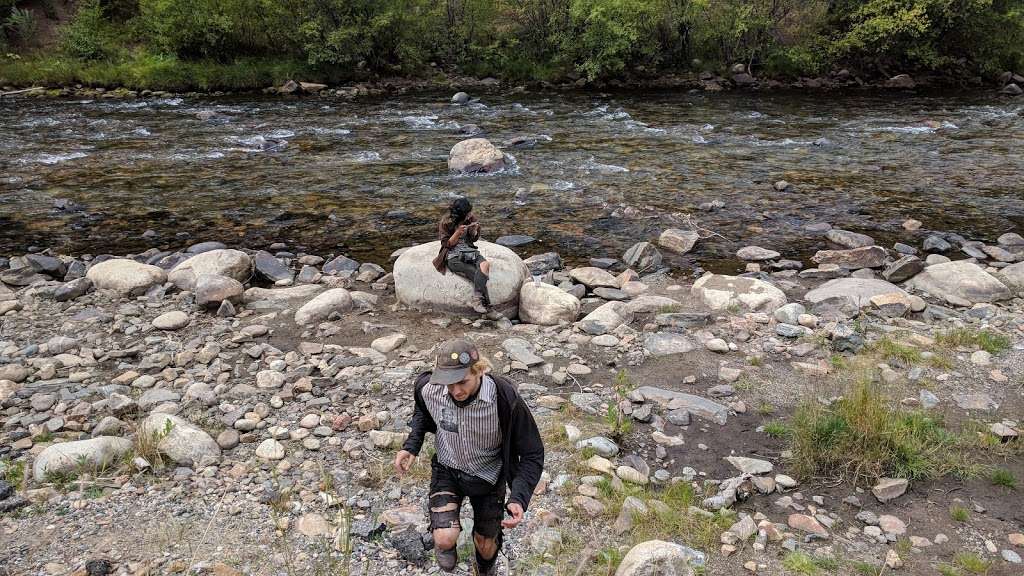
1, 220, 1023, 575
4, 65, 1024, 101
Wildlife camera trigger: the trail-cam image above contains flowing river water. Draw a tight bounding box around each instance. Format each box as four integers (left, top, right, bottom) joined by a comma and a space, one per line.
1, 91, 1022, 273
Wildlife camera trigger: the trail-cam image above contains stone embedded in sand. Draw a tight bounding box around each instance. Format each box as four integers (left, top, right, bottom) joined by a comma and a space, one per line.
614, 540, 706, 576
152, 311, 189, 330
805, 278, 909, 309
296, 513, 332, 538
872, 477, 908, 503
255, 439, 286, 460
691, 273, 787, 313
643, 332, 696, 356
578, 301, 631, 335
724, 456, 773, 475
371, 333, 406, 354
788, 514, 828, 536
635, 386, 729, 425
294, 288, 353, 325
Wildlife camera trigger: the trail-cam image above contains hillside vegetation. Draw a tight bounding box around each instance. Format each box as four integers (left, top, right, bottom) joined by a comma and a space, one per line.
1, 0, 1023, 90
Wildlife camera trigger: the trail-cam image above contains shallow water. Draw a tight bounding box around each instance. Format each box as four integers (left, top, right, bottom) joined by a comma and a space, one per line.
1, 91, 1022, 273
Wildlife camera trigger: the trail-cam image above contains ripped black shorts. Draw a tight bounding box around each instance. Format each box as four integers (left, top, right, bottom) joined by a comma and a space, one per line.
427, 456, 505, 540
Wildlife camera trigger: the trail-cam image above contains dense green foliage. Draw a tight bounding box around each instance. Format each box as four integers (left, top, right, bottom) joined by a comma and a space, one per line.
2, 0, 1023, 88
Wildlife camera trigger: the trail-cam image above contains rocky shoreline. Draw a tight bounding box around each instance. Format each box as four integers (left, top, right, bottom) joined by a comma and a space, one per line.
1, 218, 1023, 575
3, 66, 1023, 101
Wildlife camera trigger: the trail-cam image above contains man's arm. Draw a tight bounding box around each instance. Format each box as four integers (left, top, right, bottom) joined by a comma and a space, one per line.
402, 374, 436, 455
507, 398, 545, 512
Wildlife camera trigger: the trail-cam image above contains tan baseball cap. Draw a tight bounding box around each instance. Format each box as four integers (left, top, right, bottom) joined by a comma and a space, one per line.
428, 339, 480, 385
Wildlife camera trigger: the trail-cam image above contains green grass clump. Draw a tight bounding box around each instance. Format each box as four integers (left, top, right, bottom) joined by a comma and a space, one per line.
989, 468, 1017, 489
789, 379, 962, 483
936, 328, 1011, 355
781, 551, 839, 575
763, 420, 789, 439
868, 338, 923, 366
950, 504, 970, 522
953, 552, 991, 574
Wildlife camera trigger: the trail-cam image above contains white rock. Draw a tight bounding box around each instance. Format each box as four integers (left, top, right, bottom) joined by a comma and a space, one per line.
725, 456, 773, 475
168, 249, 252, 291
33, 437, 133, 482
394, 241, 528, 315
659, 229, 700, 254
152, 311, 189, 330
578, 301, 631, 335
448, 138, 506, 173
294, 288, 353, 325
371, 333, 407, 354
615, 540, 705, 576
691, 274, 787, 313
570, 267, 619, 289
906, 260, 1012, 304
140, 413, 222, 466
255, 439, 286, 460
805, 278, 909, 309
86, 259, 167, 296
243, 284, 323, 304
519, 281, 581, 325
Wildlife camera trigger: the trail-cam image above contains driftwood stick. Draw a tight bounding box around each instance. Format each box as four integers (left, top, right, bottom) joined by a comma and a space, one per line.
0, 86, 45, 97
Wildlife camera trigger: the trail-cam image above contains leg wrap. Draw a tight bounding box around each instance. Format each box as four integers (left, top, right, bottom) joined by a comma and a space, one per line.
428, 491, 462, 531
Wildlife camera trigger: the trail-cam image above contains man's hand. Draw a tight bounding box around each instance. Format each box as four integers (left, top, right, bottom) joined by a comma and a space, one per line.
394, 450, 415, 477
501, 502, 524, 529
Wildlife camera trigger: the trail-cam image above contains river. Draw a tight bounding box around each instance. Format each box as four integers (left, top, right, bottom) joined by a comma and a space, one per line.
2, 90, 1022, 273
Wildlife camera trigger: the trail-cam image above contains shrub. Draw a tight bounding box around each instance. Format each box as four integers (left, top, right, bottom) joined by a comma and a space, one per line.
3, 6, 38, 47
60, 0, 115, 61
790, 379, 960, 483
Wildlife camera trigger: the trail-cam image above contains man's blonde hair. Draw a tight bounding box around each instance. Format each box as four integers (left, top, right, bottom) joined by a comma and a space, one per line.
470, 356, 492, 376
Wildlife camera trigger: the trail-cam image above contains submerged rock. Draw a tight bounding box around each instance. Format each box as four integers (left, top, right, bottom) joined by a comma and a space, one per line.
448, 138, 506, 173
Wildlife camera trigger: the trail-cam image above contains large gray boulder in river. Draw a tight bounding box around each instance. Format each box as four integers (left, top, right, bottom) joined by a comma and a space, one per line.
448, 138, 506, 173
906, 260, 1012, 304
394, 241, 528, 315
168, 249, 252, 291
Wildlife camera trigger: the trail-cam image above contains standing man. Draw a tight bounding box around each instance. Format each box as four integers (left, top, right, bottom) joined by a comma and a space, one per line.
394, 339, 545, 575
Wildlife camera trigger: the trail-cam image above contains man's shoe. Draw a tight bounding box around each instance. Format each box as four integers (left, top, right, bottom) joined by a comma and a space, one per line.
435, 546, 458, 572
474, 552, 506, 576
470, 295, 488, 314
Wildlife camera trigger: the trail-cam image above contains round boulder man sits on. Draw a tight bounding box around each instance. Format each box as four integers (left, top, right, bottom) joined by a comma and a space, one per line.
394, 339, 545, 575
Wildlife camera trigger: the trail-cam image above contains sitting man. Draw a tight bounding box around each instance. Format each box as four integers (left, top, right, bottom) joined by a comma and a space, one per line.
394, 338, 545, 575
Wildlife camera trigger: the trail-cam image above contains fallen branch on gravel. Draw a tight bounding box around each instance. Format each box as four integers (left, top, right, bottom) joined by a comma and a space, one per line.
0, 87, 45, 97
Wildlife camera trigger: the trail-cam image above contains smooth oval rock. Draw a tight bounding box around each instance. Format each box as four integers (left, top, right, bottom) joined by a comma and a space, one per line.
294, 288, 353, 325
615, 540, 705, 576
168, 249, 252, 291
32, 437, 133, 482
691, 274, 787, 313
152, 311, 189, 330
394, 241, 528, 315
86, 259, 167, 296
140, 413, 221, 466
519, 281, 581, 325
194, 273, 245, 308
906, 260, 1012, 304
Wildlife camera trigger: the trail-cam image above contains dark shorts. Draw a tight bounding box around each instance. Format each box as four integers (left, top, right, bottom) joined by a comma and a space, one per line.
428, 457, 505, 540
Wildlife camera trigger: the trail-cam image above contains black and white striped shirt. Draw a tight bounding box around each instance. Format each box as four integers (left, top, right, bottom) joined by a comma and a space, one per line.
422, 374, 503, 483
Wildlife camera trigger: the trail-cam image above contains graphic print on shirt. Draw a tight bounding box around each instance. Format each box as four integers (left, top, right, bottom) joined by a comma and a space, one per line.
438, 406, 459, 433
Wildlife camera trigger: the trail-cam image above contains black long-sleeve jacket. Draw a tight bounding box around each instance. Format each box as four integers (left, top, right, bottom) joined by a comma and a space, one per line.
402, 372, 545, 511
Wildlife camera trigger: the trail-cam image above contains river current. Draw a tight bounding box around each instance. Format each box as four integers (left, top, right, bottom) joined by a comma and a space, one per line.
1, 91, 1022, 273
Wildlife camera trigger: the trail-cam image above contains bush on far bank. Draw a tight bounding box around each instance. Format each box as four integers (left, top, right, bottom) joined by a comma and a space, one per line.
1, 0, 1023, 89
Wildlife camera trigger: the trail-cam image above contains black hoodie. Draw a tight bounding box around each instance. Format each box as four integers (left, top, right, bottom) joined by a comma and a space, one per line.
402, 372, 546, 511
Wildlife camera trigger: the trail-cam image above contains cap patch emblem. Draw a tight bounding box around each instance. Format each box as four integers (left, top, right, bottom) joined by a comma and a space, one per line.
458, 352, 471, 365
